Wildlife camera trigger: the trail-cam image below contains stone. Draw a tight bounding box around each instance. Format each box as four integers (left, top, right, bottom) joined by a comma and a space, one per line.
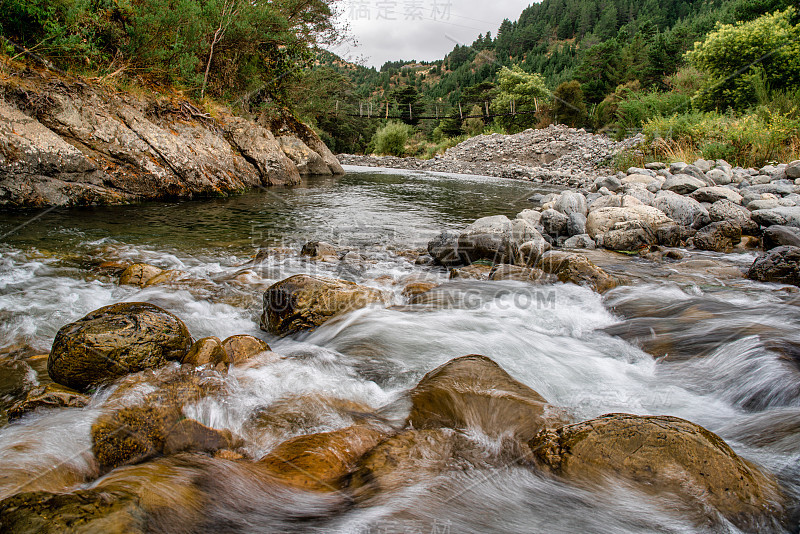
586, 205, 672, 237
427, 230, 461, 267
622, 184, 655, 205
48, 303, 193, 391
142, 270, 190, 288
278, 135, 332, 175
693, 159, 713, 173
691, 186, 743, 204
593, 175, 622, 192
563, 234, 596, 249
537, 251, 616, 293
652, 191, 709, 228
407, 355, 552, 441
554, 191, 588, 217
540, 209, 569, 238
119, 263, 163, 287
488, 264, 548, 282
449, 264, 492, 280
656, 224, 695, 247
692, 220, 742, 252
763, 226, 800, 250
401, 280, 437, 298
515, 209, 542, 227
747, 246, 800, 286
301, 241, 338, 260
707, 168, 732, 185
7, 383, 90, 420
518, 238, 552, 267
220, 335, 271, 365
602, 221, 657, 251
678, 164, 709, 182
258, 425, 384, 491
751, 206, 800, 228
530, 414, 784, 531
457, 215, 515, 263
181, 337, 227, 367
662, 174, 707, 194
567, 212, 587, 236
786, 160, 800, 179
261, 275, 385, 336
708, 200, 759, 234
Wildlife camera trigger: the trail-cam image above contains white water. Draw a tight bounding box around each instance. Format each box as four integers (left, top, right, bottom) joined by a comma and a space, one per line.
0, 170, 798, 532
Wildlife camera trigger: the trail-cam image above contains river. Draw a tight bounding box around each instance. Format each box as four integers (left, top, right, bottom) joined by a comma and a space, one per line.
0, 167, 798, 532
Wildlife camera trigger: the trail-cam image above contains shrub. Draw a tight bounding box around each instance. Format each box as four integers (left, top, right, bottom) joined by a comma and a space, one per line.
553, 81, 587, 127
372, 121, 413, 156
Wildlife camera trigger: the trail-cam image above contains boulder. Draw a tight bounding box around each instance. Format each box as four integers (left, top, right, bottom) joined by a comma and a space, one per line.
693, 159, 713, 173
243, 394, 374, 438
7, 383, 90, 420
530, 414, 784, 531
401, 280, 437, 298
119, 263, 163, 287
142, 269, 190, 288
554, 191, 588, 217
220, 335, 271, 365
592, 175, 622, 192
586, 205, 672, 238
662, 174, 707, 194
457, 215, 512, 263
537, 251, 616, 293
515, 209, 542, 227
300, 241, 338, 260
567, 212, 587, 236
621, 184, 655, 205
589, 194, 643, 211
407, 355, 552, 441
656, 224, 695, 247
786, 160, 800, 179
48, 303, 193, 391
427, 230, 461, 267
707, 168, 732, 185
517, 237, 552, 267
747, 246, 800, 286
652, 191, 709, 228
763, 225, 800, 250
540, 209, 569, 238
677, 164, 708, 182
691, 186, 742, 205
261, 275, 385, 336
563, 234, 596, 249
751, 206, 800, 228
692, 220, 742, 252
602, 221, 656, 251
182, 337, 227, 367
708, 200, 759, 234
258, 425, 384, 492
278, 135, 331, 175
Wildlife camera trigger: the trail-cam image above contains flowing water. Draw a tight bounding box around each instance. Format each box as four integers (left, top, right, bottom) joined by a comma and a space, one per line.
0, 167, 798, 533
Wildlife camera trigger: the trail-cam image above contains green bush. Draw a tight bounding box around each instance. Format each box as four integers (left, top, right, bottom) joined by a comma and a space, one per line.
687, 7, 800, 111
372, 121, 413, 156
615, 91, 692, 130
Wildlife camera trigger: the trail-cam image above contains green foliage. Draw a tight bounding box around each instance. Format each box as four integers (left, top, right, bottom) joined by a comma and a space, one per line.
553, 81, 587, 127
687, 7, 800, 111
643, 108, 800, 167
615, 90, 692, 130
491, 66, 549, 132
372, 121, 413, 156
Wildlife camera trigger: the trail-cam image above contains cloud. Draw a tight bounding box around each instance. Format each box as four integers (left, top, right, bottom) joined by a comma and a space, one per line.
330, 0, 527, 68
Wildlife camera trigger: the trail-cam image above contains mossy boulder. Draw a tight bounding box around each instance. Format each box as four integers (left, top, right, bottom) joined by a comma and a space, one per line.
261, 274, 385, 336
407, 355, 553, 441
48, 303, 193, 391
530, 413, 785, 530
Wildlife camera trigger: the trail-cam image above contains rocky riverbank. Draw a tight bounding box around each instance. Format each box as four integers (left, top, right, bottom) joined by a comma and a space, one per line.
338, 124, 643, 186
0, 65, 343, 207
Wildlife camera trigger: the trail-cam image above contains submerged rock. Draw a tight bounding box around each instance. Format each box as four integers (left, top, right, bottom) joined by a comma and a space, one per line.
449, 263, 493, 280
220, 335, 271, 365
530, 414, 785, 531
48, 303, 193, 391
301, 241, 338, 261
407, 355, 552, 441
261, 274, 385, 336
118, 263, 163, 287
7, 383, 90, 420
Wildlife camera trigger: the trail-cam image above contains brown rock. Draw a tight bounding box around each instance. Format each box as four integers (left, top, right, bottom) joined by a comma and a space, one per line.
48, 303, 193, 391
530, 413, 785, 530
221, 335, 271, 365
489, 264, 548, 282
300, 241, 338, 260
401, 280, 437, 298
142, 269, 189, 287
7, 383, 90, 420
244, 394, 374, 438
537, 251, 616, 293
181, 337, 226, 367
261, 274, 386, 336
449, 263, 492, 280
119, 263, 163, 287
408, 355, 553, 441
259, 425, 384, 491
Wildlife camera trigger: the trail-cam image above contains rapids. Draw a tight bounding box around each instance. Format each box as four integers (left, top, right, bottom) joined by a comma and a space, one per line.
0, 168, 798, 532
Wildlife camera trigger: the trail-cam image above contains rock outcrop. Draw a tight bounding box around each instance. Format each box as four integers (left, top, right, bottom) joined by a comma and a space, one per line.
0, 67, 342, 207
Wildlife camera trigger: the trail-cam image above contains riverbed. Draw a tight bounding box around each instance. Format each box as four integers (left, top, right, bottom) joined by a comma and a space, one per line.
0, 167, 798, 532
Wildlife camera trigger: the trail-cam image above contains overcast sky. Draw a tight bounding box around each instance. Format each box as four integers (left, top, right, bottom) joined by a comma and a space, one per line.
329, 0, 530, 68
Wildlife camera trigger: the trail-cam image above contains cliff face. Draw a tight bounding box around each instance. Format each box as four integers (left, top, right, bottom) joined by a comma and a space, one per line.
0, 68, 344, 207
